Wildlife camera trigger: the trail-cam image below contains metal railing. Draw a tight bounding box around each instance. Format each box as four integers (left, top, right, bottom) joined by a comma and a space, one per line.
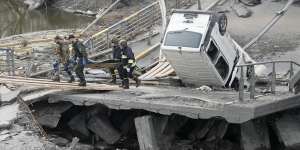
0, 48, 15, 76
237, 60, 300, 101
87, 0, 197, 56
87, 2, 161, 55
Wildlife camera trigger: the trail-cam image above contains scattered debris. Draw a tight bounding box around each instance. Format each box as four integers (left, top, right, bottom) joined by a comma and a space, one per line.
232, 3, 252, 18
0, 103, 19, 129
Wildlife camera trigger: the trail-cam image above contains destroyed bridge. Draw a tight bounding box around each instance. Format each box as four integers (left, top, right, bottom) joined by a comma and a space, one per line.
1, 0, 300, 150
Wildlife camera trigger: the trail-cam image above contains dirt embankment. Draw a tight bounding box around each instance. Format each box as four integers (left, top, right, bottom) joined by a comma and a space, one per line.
225, 0, 300, 62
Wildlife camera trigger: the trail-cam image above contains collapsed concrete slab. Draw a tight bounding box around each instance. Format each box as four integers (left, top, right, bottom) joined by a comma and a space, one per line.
240, 119, 271, 150
34, 102, 73, 128
274, 113, 300, 149
48, 86, 300, 124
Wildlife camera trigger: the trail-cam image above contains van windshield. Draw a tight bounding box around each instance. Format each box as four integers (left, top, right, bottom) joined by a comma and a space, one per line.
164, 31, 202, 48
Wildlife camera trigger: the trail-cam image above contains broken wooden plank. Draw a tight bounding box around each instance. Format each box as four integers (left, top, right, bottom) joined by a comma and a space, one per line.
87, 115, 121, 145
240, 119, 271, 150
0, 76, 120, 91
274, 113, 300, 149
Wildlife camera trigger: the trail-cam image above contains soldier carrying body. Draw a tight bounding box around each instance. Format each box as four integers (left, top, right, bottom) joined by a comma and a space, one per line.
69, 35, 88, 86
52, 35, 75, 83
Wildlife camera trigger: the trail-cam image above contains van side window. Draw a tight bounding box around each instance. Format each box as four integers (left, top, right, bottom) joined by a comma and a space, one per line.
207, 40, 219, 62
215, 56, 229, 79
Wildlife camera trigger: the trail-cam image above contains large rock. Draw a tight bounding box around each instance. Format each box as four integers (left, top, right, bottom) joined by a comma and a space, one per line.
232, 3, 252, 18
0, 103, 19, 129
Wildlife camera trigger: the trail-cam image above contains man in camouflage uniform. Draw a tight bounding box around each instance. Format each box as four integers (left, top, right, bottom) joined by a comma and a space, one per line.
69, 35, 88, 86
53, 36, 75, 82
119, 39, 140, 89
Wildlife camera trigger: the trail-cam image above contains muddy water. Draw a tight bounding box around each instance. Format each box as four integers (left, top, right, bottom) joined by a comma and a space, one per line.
0, 0, 93, 37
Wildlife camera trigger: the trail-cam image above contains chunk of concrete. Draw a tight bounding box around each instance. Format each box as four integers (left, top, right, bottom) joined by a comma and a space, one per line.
275, 113, 300, 149
206, 119, 229, 141
232, 4, 252, 18
0, 103, 19, 129
87, 115, 121, 145
0, 86, 20, 105
241, 119, 271, 150
188, 119, 216, 140
68, 112, 91, 139
35, 102, 73, 128
162, 115, 189, 135
135, 116, 160, 150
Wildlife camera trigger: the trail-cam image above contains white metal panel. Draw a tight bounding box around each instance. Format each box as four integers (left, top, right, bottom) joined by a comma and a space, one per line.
163, 49, 224, 86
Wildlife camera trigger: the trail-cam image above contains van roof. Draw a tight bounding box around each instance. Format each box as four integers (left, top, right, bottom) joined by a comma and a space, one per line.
167, 11, 211, 35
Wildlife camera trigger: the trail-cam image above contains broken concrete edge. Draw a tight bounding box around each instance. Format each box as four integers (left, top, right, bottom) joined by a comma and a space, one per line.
46, 91, 300, 124
253, 94, 300, 119
47, 93, 254, 124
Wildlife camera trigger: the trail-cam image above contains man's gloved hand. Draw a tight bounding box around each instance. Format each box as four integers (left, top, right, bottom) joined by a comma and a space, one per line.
126, 67, 130, 73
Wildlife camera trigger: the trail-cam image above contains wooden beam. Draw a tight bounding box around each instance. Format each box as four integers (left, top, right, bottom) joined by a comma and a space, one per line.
0, 76, 120, 91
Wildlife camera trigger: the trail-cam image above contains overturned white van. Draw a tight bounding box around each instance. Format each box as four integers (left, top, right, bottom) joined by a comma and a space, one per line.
162, 10, 241, 87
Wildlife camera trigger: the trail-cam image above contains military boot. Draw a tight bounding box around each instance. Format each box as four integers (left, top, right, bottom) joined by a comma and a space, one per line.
52, 75, 60, 82
123, 79, 129, 89
134, 77, 141, 87
109, 75, 117, 84
119, 80, 124, 88
68, 75, 75, 83
78, 80, 87, 86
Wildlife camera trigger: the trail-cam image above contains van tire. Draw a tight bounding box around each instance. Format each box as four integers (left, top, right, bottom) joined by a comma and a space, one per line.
218, 14, 227, 36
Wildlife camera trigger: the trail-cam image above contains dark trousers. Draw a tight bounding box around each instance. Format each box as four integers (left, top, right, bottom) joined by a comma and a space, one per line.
53, 60, 73, 77
109, 65, 123, 80
75, 58, 86, 82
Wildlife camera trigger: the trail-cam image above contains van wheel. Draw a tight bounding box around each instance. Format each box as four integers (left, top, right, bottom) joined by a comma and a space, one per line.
218, 14, 227, 36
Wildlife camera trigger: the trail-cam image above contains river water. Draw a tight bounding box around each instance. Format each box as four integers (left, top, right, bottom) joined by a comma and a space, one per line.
0, 0, 93, 37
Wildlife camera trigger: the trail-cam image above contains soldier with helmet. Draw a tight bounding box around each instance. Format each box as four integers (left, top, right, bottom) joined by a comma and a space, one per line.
69, 34, 88, 86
